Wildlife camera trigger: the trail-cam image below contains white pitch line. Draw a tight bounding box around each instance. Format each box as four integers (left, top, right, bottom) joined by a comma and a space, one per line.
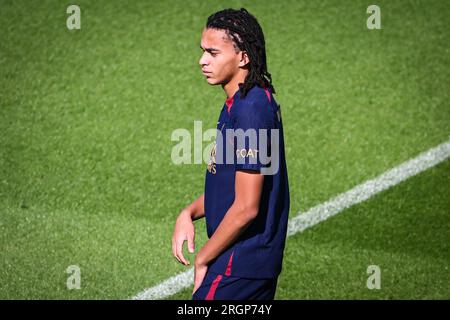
132, 268, 194, 301
132, 139, 450, 300
288, 139, 450, 236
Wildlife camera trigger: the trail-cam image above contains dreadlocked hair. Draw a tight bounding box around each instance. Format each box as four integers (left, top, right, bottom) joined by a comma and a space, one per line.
206, 8, 275, 97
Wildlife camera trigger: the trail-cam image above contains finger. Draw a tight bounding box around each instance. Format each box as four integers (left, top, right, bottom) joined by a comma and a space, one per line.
172, 239, 182, 264
172, 238, 176, 257
187, 232, 195, 253
176, 238, 189, 266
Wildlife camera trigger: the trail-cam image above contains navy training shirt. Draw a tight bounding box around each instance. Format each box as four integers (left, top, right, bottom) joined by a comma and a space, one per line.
204, 85, 290, 279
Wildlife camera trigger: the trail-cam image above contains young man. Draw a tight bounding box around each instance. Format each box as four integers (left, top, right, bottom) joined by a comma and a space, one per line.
172, 8, 290, 300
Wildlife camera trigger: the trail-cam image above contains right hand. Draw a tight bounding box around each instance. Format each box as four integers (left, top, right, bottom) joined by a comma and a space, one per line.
172, 209, 195, 266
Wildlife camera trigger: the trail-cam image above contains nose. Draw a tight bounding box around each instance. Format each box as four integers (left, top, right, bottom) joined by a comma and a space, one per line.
199, 51, 208, 67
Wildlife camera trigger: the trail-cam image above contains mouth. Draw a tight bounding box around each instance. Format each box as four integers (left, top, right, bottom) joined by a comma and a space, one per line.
202, 70, 212, 76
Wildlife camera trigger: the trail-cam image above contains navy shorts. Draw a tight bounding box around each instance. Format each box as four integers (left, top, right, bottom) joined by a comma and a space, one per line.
192, 270, 278, 300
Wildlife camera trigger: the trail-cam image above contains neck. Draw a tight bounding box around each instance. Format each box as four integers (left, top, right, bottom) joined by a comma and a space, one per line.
222, 69, 249, 98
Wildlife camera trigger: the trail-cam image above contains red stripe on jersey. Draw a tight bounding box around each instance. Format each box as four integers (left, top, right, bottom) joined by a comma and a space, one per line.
225, 251, 234, 276
226, 96, 234, 113
205, 274, 223, 300
264, 88, 271, 102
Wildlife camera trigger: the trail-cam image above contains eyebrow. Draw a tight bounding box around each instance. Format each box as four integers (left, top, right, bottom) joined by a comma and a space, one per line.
200, 45, 220, 53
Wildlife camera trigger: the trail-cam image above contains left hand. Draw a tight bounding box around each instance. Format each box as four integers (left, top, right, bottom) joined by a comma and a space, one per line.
193, 257, 208, 295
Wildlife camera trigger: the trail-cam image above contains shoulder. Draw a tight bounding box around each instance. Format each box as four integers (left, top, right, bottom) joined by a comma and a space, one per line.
231, 86, 275, 128
232, 86, 273, 118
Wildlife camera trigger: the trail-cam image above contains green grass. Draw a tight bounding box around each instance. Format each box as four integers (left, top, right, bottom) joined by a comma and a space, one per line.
169, 159, 450, 299
1, 0, 449, 299
277, 159, 450, 299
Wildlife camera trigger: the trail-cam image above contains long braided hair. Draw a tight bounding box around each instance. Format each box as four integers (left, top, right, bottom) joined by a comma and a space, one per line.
206, 8, 275, 97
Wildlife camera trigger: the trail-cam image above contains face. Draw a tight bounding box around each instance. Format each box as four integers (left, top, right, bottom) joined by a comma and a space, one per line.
199, 28, 248, 86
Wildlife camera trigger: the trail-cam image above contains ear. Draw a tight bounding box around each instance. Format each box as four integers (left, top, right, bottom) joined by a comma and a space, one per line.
238, 51, 250, 67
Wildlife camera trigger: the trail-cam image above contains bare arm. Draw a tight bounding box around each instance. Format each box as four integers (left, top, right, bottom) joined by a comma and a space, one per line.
184, 194, 205, 221
172, 194, 205, 266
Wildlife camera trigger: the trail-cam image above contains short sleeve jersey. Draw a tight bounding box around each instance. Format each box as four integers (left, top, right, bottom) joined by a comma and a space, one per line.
204, 85, 290, 279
